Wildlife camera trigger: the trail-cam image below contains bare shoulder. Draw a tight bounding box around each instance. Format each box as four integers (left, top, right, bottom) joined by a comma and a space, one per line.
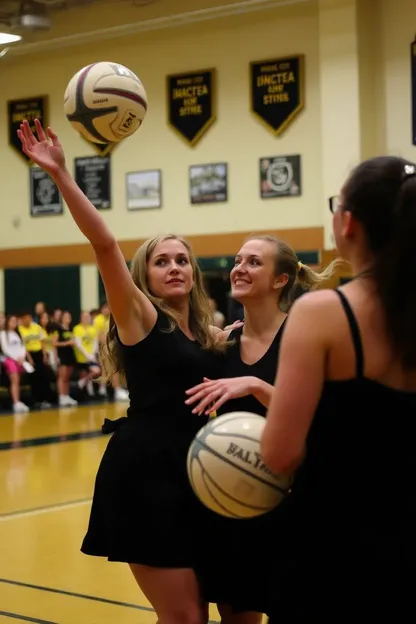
291, 288, 341, 313
287, 289, 344, 334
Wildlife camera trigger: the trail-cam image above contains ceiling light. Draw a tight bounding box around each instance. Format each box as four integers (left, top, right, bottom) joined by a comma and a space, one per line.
0, 33, 22, 45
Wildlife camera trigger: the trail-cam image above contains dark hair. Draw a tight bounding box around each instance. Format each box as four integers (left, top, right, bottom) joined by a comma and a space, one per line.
342, 156, 416, 368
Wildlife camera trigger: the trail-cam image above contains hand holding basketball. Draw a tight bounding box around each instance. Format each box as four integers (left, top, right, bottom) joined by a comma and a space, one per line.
17, 119, 66, 177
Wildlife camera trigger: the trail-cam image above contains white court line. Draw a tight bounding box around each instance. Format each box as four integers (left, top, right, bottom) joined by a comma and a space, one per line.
0, 499, 92, 522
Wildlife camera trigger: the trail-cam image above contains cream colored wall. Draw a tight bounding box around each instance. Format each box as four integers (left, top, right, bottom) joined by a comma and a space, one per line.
379, 0, 416, 160
0, 2, 321, 250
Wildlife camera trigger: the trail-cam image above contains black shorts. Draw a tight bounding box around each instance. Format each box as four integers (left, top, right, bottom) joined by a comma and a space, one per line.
77, 361, 100, 371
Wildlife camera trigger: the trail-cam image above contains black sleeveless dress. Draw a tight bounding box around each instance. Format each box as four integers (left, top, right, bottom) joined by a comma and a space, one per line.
81, 307, 222, 568
268, 290, 416, 621
196, 320, 287, 613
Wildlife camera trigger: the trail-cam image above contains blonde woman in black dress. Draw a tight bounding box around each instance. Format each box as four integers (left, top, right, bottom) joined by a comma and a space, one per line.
18, 119, 226, 624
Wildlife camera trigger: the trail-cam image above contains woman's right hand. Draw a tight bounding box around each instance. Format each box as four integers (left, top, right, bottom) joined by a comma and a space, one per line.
17, 119, 66, 178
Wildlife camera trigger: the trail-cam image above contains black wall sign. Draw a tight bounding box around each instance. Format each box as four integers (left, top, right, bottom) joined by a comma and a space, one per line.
30, 167, 63, 216
250, 56, 304, 136
411, 37, 416, 145
74, 156, 111, 210
167, 69, 216, 146
259, 155, 302, 199
8, 95, 48, 163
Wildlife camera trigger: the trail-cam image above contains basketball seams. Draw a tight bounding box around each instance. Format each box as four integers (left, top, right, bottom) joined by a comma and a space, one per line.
201, 461, 277, 514
191, 438, 288, 496
94, 88, 148, 109
64, 61, 147, 143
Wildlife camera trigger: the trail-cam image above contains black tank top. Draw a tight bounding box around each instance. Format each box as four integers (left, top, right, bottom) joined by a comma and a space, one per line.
217, 319, 287, 417
287, 289, 416, 565
56, 325, 74, 360
115, 307, 222, 441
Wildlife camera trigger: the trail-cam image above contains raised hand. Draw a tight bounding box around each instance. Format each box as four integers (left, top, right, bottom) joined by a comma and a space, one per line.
17, 119, 66, 178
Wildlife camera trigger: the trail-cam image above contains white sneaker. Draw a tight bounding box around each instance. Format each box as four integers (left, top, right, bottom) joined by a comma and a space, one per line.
59, 395, 78, 407
114, 388, 129, 402
13, 401, 29, 413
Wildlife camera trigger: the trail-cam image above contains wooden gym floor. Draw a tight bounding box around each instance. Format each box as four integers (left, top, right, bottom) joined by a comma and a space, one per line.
0, 403, 228, 624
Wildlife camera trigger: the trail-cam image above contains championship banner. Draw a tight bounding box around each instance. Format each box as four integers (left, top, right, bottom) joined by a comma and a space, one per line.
166, 69, 216, 146
411, 37, 416, 145
250, 55, 304, 136
8, 95, 48, 163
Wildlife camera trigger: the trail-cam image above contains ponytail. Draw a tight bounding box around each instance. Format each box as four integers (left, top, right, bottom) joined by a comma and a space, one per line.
373, 174, 416, 368
297, 257, 345, 291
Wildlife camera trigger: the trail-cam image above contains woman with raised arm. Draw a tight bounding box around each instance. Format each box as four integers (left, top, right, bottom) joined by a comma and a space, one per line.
185, 235, 335, 623
261, 156, 416, 622
18, 119, 224, 624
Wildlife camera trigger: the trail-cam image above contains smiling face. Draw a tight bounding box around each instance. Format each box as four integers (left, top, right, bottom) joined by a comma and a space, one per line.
230, 238, 287, 303
147, 238, 194, 302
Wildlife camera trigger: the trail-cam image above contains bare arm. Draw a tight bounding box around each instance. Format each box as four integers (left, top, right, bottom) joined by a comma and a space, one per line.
18, 120, 156, 345
260, 293, 328, 475
250, 377, 274, 407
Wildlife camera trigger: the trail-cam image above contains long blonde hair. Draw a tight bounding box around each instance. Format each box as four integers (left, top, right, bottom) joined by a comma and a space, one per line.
100, 234, 222, 384
245, 235, 342, 311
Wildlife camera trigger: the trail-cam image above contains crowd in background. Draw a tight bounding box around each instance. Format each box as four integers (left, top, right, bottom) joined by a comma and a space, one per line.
0, 301, 129, 413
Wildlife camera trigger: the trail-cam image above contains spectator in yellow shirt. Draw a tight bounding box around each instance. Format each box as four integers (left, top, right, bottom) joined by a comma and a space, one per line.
73, 311, 101, 398
18, 311, 54, 408
93, 301, 129, 402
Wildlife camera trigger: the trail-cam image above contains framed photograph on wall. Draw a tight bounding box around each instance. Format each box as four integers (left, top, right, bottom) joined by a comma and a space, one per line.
189, 162, 228, 204
30, 166, 63, 216
126, 169, 162, 210
259, 154, 302, 199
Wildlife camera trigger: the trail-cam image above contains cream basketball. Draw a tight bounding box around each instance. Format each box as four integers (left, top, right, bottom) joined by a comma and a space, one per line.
64, 61, 148, 144
187, 411, 292, 519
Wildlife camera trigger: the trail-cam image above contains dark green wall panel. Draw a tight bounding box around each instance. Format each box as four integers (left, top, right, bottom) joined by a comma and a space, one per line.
5, 265, 81, 320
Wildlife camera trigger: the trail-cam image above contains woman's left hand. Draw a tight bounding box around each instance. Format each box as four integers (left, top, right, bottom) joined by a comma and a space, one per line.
185, 376, 252, 415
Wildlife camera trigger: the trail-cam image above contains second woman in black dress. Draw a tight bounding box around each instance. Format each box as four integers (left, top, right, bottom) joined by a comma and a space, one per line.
186, 235, 335, 623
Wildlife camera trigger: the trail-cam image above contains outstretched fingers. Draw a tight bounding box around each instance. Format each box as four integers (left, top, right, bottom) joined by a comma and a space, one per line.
17, 127, 31, 157
34, 118, 47, 142
46, 126, 61, 149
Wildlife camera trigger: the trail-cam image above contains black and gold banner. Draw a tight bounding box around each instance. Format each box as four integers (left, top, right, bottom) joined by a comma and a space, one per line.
8, 95, 48, 163
250, 56, 304, 136
167, 69, 216, 146
411, 37, 416, 145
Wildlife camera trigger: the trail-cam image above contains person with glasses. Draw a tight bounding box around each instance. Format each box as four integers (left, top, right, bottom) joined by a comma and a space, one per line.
261, 156, 416, 622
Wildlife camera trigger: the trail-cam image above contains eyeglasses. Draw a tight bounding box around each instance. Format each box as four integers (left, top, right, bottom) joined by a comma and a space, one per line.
329, 196, 339, 213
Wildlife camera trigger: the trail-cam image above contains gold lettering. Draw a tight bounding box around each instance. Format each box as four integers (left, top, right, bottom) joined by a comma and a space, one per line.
267, 84, 284, 94
179, 105, 202, 116
177, 78, 192, 86
173, 85, 208, 99
257, 72, 295, 88
12, 109, 41, 123
184, 97, 197, 106
260, 64, 278, 72
263, 93, 289, 105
